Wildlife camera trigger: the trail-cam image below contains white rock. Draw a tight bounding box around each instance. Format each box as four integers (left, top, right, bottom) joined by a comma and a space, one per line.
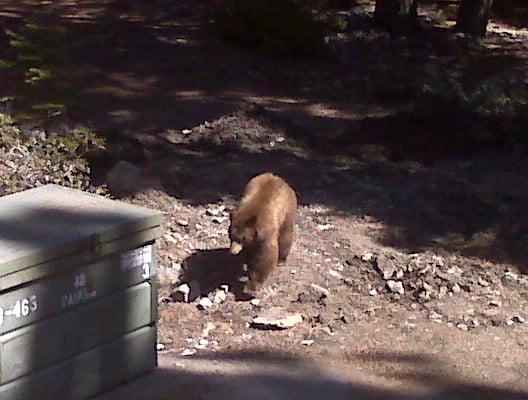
513, 315, 525, 324
456, 323, 468, 331
177, 219, 189, 226
182, 129, 192, 135
202, 322, 216, 337
428, 311, 443, 322
369, 289, 378, 296
156, 343, 166, 351
387, 280, 405, 295
171, 283, 191, 303
361, 252, 373, 262
310, 283, 330, 298
197, 297, 213, 310
251, 307, 303, 330
316, 223, 333, 231
451, 283, 461, 294
250, 299, 261, 307
478, 277, 490, 287
328, 269, 343, 279
301, 340, 314, 346
195, 338, 209, 349
181, 348, 196, 356
213, 289, 227, 304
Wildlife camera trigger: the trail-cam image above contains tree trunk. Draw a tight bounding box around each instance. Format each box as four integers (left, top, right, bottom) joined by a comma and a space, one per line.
374, 0, 418, 34
456, 0, 494, 37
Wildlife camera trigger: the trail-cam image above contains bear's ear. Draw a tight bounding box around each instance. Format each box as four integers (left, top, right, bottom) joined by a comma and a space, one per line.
245, 215, 257, 227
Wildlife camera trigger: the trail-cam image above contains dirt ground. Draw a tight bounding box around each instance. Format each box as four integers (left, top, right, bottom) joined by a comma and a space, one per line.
100, 110, 527, 399
1, 0, 528, 399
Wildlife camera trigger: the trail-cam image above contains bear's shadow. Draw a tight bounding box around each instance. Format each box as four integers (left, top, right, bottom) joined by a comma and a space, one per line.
181, 248, 250, 301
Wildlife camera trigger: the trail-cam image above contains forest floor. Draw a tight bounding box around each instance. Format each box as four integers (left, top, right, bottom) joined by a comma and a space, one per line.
1, 0, 528, 399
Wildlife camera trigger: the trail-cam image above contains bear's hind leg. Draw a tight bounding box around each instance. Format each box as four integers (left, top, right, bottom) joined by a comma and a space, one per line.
278, 216, 294, 262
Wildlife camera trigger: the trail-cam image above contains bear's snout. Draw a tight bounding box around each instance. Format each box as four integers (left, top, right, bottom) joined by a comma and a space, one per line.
230, 242, 243, 255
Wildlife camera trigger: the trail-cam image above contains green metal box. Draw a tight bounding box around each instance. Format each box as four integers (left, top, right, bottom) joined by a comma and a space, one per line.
0, 185, 164, 399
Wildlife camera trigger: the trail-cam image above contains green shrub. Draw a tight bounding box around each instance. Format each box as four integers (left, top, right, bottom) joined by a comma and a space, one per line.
212, 0, 330, 58
0, 115, 106, 195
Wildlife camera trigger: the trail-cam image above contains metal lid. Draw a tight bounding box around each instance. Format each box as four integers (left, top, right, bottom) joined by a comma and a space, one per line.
0, 185, 164, 277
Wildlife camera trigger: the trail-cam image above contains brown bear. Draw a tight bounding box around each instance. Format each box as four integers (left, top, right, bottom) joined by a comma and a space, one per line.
229, 173, 297, 296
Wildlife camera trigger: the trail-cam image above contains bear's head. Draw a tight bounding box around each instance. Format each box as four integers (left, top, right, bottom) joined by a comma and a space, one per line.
229, 211, 257, 255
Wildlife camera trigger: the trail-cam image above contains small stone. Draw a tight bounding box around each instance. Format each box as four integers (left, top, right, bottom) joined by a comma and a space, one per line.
181, 348, 196, 356
310, 283, 330, 298
428, 310, 443, 322
506, 319, 514, 326
197, 297, 213, 310
250, 298, 261, 307
213, 289, 227, 304
328, 269, 343, 279
436, 271, 453, 282
361, 252, 373, 262
490, 317, 502, 327
387, 280, 404, 295
513, 315, 525, 324
376, 255, 397, 280
478, 277, 490, 287
317, 223, 333, 231
451, 283, 461, 294
158, 263, 182, 286
472, 318, 480, 327
171, 283, 191, 303
276, 136, 285, 143
156, 343, 166, 351
202, 322, 216, 337
206, 206, 224, 216
369, 289, 378, 296
395, 269, 404, 280
290, 269, 297, 274
489, 299, 502, 307
456, 323, 468, 331
302, 339, 314, 346
251, 307, 303, 330
182, 129, 192, 135
195, 338, 209, 349
343, 277, 354, 286
177, 219, 189, 226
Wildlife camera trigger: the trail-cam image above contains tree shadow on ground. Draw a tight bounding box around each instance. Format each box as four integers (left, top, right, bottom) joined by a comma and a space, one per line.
96, 349, 528, 400
1, 0, 527, 272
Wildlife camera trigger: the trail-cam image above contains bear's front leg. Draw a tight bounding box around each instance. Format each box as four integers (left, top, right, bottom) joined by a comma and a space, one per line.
243, 239, 279, 296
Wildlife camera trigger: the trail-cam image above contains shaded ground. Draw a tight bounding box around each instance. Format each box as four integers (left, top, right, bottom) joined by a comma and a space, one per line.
1, 0, 528, 398
96, 351, 528, 400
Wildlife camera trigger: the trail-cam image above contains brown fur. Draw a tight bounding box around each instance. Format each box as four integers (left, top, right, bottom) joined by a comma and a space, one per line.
229, 173, 297, 296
